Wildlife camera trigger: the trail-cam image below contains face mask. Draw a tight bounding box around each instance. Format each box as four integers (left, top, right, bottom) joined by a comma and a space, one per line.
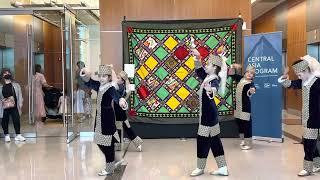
3, 74, 12, 80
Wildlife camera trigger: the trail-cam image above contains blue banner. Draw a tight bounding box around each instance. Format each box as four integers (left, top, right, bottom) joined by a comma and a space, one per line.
244, 32, 283, 141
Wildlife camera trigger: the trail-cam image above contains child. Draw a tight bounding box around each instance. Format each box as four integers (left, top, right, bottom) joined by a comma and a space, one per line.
190, 48, 229, 177
278, 55, 320, 176
229, 64, 256, 150
114, 71, 143, 152
58, 89, 69, 123
80, 64, 128, 176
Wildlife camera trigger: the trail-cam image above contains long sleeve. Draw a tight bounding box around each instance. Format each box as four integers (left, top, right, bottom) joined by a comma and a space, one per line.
278, 75, 302, 89
289, 79, 302, 89
281, 79, 302, 89
247, 82, 256, 97
108, 86, 122, 105
206, 79, 220, 99
117, 84, 125, 96
229, 74, 243, 83
40, 74, 50, 87
84, 79, 100, 92
118, 84, 131, 100
195, 68, 207, 80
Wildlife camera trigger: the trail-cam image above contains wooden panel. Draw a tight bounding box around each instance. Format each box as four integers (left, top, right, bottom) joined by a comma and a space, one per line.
100, 31, 123, 72
100, 0, 251, 69
252, 8, 276, 33
99, 0, 124, 31
43, 22, 63, 89
286, 0, 306, 111
124, 0, 173, 21
252, 0, 306, 111
252, 2, 288, 36
307, 0, 320, 31
13, 15, 32, 114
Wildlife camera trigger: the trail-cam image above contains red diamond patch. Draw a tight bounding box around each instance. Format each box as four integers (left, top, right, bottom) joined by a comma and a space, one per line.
174, 46, 189, 61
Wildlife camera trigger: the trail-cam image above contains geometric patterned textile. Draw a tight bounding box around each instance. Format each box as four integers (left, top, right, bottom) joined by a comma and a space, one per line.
122, 19, 243, 123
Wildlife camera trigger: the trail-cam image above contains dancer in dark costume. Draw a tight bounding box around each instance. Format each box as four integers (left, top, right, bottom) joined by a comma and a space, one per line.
190, 47, 229, 177
229, 64, 256, 150
114, 70, 143, 152
278, 55, 320, 177
80, 64, 128, 176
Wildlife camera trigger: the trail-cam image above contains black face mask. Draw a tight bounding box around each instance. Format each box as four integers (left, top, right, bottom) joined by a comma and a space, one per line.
3, 74, 12, 80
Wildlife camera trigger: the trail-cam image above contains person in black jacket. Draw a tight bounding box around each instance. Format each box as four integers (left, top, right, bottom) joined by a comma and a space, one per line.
190, 48, 229, 177
80, 64, 128, 176
229, 64, 256, 150
278, 55, 320, 177
114, 70, 143, 152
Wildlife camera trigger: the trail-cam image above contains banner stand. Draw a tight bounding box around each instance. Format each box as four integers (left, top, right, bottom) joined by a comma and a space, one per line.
244, 32, 283, 143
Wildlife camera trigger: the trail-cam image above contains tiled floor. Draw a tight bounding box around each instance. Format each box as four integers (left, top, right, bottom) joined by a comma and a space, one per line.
282, 112, 303, 141
1, 136, 319, 180
2, 114, 95, 137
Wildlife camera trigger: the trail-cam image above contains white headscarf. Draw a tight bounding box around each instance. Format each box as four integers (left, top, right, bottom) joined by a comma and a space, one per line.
301, 55, 320, 77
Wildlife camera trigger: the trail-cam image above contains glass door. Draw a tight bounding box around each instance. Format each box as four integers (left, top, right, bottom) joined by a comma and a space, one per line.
63, 6, 77, 143
0, 11, 36, 138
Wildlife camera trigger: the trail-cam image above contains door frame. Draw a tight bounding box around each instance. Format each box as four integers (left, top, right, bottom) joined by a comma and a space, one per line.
0, 10, 36, 138
63, 5, 78, 144
0, 7, 97, 141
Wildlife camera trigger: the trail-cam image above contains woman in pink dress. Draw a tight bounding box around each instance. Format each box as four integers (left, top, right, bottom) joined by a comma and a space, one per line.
33, 64, 51, 124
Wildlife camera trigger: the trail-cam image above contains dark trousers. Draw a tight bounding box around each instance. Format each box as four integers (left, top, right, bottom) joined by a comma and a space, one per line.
303, 137, 320, 172
197, 135, 225, 159
1, 107, 20, 134
97, 140, 115, 164
123, 121, 137, 141
236, 118, 252, 138
117, 121, 138, 143
303, 139, 320, 162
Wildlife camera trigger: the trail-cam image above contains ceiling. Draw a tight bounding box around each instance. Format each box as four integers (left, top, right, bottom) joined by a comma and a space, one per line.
6, 1, 99, 27
252, 0, 286, 20
33, 9, 99, 27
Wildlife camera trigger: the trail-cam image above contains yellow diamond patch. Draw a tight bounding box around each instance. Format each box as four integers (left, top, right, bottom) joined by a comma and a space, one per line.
166, 96, 180, 110
185, 56, 195, 70
176, 86, 190, 100
145, 56, 158, 70
214, 96, 220, 105
164, 36, 178, 51
136, 65, 149, 79
175, 66, 188, 80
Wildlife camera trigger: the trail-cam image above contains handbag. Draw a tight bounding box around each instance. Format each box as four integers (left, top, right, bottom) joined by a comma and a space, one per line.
2, 86, 16, 109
